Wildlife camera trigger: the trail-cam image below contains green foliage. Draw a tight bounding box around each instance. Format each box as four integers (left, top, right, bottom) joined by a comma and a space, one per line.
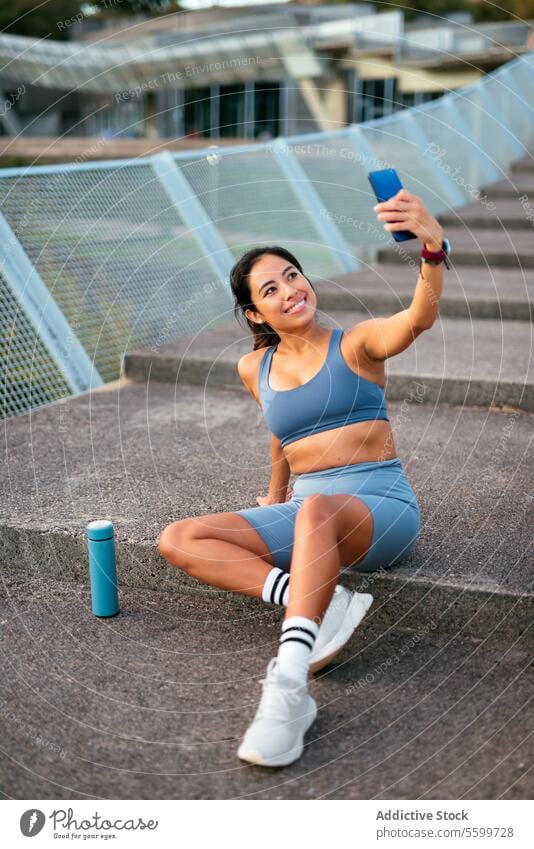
4, 1, 532, 40
0, 0, 178, 40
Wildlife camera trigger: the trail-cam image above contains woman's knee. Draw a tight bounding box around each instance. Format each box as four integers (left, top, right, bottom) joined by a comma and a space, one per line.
157, 518, 196, 569
296, 494, 333, 523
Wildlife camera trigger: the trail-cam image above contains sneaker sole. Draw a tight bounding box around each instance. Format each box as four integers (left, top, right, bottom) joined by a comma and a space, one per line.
237, 702, 317, 767
308, 592, 373, 675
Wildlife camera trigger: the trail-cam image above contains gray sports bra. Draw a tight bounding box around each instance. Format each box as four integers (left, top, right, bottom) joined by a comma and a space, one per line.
258, 327, 389, 448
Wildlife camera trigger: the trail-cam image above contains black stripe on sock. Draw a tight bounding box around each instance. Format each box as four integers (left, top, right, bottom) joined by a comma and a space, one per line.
280, 631, 315, 650
275, 575, 289, 605
279, 635, 316, 650
270, 571, 284, 604
281, 625, 316, 642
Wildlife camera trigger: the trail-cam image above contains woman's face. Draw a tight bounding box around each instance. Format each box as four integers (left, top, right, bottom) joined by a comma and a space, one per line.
245, 254, 317, 330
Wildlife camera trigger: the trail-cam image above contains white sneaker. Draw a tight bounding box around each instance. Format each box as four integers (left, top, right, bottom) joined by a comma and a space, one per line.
309, 585, 373, 674
237, 658, 317, 767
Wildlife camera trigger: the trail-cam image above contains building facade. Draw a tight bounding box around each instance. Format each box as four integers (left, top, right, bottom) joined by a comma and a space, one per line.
0, 3, 531, 142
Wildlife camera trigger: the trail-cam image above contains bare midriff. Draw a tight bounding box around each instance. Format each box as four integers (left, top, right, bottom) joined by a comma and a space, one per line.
283, 419, 398, 475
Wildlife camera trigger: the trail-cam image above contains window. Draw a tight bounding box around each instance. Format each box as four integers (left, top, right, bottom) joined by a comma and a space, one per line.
396, 90, 445, 110
219, 84, 245, 138
352, 78, 398, 123
254, 82, 280, 138
184, 87, 211, 137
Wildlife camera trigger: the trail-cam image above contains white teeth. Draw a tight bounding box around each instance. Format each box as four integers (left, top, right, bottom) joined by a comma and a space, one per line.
286, 298, 305, 313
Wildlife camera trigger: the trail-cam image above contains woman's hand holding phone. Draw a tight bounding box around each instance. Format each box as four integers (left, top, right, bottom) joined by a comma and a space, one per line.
373, 187, 443, 249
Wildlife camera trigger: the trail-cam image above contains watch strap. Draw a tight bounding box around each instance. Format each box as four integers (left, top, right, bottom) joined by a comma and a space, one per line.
421, 240, 451, 270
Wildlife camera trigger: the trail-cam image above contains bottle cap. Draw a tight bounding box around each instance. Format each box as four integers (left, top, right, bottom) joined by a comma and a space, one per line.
87, 519, 114, 541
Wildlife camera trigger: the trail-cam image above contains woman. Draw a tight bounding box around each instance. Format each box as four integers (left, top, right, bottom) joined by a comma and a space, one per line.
158, 187, 447, 767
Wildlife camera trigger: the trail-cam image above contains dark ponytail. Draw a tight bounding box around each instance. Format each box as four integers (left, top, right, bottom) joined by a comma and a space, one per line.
230, 245, 316, 351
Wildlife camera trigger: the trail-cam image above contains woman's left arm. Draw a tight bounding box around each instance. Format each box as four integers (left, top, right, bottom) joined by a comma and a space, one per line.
359, 188, 445, 361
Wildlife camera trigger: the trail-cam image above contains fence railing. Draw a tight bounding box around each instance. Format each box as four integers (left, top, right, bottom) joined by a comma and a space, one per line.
1, 52, 533, 420
398, 20, 533, 61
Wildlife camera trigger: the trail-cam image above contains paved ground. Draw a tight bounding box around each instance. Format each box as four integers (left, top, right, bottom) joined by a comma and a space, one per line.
1, 380, 532, 641
1, 570, 532, 800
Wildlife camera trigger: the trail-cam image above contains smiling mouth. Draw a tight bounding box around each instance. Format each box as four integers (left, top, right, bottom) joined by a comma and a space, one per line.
284, 296, 307, 314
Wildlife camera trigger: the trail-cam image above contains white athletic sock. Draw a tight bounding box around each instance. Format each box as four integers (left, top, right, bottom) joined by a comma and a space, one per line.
262, 567, 289, 606
277, 615, 319, 686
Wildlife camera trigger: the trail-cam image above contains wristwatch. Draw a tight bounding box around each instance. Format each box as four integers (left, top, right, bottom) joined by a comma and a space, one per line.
420, 237, 451, 270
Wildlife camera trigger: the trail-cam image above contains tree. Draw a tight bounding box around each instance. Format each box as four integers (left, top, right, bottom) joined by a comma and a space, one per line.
0, 0, 177, 40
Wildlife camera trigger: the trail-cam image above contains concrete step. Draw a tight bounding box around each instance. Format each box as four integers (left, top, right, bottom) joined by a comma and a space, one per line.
1, 379, 532, 649
320, 264, 533, 321
123, 312, 534, 411
483, 174, 534, 199
1, 570, 531, 799
511, 156, 534, 175
378, 227, 534, 268
439, 198, 534, 230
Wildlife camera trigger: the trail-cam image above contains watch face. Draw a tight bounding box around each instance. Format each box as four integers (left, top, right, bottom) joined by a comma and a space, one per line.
442, 237, 451, 270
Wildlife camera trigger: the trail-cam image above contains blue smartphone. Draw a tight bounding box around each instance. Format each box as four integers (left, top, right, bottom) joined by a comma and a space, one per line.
367, 168, 417, 242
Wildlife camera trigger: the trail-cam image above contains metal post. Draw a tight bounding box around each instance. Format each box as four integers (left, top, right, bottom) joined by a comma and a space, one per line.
478, 75, 525, 161
0, 211, 102, 393
402, 111, 466, 207
442, 96, 497, 186
344, 125, 382, 264
347, 124, 381, 169
270, 137, 360, 272
150, 151, 234, 282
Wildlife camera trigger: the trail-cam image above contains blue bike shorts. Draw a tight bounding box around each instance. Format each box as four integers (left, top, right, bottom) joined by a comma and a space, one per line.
235, 457, 420, 573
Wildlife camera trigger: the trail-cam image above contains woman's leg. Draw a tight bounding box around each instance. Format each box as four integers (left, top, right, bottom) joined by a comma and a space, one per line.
285, 492, 374, 623
157, 508, 294, 599
237, 492, 375, 766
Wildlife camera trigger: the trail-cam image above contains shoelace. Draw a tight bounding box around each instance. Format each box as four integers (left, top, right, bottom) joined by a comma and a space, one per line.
255, 676, 303, 723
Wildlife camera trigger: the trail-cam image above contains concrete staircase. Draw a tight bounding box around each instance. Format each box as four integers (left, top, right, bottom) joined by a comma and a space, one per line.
1, 155, 532, 799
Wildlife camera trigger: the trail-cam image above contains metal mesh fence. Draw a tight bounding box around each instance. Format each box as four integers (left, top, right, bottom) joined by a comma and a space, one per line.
287, 133, 381, 262
0, 52, 532, 420
0, 162, 233, 386
361, 117, 456, 213
0, 270, 71, 419
177, 147, 345, 279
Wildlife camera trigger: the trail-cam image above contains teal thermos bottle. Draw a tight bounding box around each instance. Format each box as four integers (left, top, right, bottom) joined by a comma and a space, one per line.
86, 520, 119, 617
